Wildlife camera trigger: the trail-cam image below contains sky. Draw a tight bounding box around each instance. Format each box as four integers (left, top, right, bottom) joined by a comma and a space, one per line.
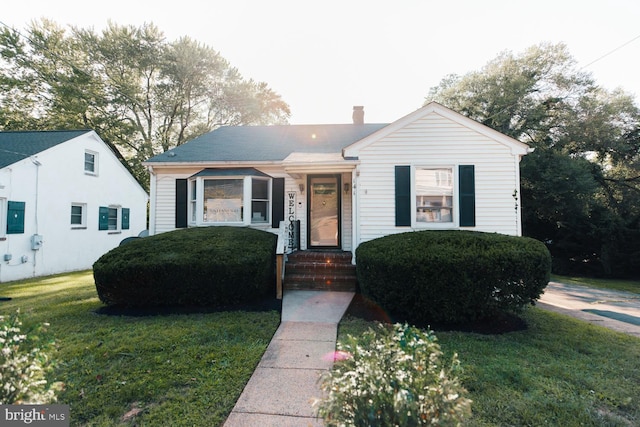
3, 0, 640, 124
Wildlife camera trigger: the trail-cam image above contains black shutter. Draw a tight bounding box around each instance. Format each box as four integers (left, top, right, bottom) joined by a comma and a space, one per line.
175, 179, 188, 228
271, 178, 285, 228
459, 165, 476, 227
395, 166, 411, 226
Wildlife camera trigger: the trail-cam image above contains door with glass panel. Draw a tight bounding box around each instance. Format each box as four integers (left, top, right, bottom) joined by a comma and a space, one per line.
308, 175, 340, 248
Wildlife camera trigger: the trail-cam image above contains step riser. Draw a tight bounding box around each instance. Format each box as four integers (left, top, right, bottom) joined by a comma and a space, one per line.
286, 264, 356, 275
284, 251, 357, 292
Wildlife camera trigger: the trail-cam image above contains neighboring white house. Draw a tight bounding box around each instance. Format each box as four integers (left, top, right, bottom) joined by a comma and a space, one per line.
0, 130, 149, 282
144, 102, 532, 257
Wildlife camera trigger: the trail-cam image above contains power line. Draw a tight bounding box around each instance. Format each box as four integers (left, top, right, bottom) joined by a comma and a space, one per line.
579, 33, 640, 70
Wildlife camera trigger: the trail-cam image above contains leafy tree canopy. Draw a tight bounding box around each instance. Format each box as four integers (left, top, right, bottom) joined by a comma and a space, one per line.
0, 19, 291, 186
427, 43, 640, 277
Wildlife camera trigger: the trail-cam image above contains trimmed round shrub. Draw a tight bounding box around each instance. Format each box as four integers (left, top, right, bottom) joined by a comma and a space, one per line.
93, 226, 277, 307
355, 230, 551, 324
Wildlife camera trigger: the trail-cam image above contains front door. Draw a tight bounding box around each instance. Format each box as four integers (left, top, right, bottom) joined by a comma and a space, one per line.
308, 175, 340, 248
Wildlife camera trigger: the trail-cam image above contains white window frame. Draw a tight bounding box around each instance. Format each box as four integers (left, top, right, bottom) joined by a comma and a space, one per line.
84, 150, 98, 175
107, 206, 119, 231
412, 165, 458, 229
188, 175, 272, 227
71, 203, 87, 229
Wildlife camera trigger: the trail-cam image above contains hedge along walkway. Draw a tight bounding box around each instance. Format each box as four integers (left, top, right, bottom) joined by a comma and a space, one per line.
224, 291, 354, 427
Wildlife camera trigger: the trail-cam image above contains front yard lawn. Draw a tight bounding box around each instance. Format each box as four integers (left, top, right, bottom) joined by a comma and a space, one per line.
0, 270, 280, 426
339, 303, 640, 426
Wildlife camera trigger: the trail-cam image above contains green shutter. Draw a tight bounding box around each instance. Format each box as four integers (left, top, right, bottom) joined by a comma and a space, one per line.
459, 165, 476, 227
98, 206, 109, 230
121, 208, 130, 230
395, 166, 411, 226
7, 201, 25, 234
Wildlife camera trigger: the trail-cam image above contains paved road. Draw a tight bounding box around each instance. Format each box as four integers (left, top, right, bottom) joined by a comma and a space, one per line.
538, 281, 640, 338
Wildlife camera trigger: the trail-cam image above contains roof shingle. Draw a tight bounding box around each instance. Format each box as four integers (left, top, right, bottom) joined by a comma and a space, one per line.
145, 124, 389, 163
0, 130, 91, 169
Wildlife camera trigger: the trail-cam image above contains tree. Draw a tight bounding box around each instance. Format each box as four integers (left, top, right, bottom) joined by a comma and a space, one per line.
0, 20, 291, 187
427, 43, 640, 277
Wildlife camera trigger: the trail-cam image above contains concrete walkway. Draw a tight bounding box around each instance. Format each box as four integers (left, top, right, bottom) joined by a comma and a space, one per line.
538, 281, 640, 338
224, 290, 354, 427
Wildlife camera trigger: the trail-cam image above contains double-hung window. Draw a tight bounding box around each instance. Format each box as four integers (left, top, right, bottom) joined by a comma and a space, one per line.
84, 150, 98, 175
71, 203, 87, 228
415, 167, 453, 223
251, 178, 270, 223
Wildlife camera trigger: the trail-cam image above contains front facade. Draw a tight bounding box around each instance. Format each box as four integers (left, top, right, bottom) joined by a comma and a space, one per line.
145, 103, 531, 256
0, 130, 149, 282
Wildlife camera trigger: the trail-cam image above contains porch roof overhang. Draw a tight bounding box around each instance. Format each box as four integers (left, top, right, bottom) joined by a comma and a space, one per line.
282, 152, 359, 176
189, 167, 271, 178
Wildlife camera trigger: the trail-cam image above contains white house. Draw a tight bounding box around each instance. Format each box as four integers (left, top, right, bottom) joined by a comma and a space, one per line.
0, 130, 149, 282
144, 102, 532, 256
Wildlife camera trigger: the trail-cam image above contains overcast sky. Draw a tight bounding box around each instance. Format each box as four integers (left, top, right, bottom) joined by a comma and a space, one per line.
3, 0, 640, 124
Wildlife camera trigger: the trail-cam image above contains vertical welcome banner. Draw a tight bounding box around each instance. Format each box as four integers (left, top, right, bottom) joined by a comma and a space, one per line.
287, 192, 296, 248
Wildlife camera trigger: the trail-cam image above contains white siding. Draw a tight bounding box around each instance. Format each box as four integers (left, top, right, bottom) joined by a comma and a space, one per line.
355, 113, 522, 246
149, 167, 354, 252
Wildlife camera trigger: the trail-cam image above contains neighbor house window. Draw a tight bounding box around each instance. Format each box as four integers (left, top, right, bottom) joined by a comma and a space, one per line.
415, 167, 453, 223
107, 207, 118, 230
99, 205, 126, 231
71, 203, 87, 228
84, 150, 98, 175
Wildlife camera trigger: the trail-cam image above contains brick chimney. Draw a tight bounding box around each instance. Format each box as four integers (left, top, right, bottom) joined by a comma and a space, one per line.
352, 106, 364, 124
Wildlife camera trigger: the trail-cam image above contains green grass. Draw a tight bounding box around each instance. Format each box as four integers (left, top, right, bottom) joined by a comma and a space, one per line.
0, 271, 280, 426
552, 274, 640, 295
338, 309, 640, 427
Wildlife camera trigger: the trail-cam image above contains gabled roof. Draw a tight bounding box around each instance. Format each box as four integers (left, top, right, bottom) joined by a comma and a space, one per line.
343, 102, 532, 157
0, 130, 91, 169
145, 123, 388, 164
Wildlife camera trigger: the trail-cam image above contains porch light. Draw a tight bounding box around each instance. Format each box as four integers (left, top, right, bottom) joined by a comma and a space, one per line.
299, 183, 304, 193
344, 182, 350, 194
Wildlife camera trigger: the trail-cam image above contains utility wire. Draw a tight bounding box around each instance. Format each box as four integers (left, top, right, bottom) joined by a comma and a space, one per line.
579, 33, 640, 70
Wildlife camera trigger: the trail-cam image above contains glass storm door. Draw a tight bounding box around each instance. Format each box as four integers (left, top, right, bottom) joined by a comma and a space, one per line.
309, 175, 340, 248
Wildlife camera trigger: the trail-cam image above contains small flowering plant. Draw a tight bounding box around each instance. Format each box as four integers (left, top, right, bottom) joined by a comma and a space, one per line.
316, 323, 471, 426
0, 310, 60, 404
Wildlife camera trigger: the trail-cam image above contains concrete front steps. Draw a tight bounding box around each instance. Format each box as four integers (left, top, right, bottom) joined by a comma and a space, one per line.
283, 250, 357, 292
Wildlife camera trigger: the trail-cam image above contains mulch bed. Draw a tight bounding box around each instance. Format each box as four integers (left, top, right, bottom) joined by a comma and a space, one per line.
344, 293, 528, 335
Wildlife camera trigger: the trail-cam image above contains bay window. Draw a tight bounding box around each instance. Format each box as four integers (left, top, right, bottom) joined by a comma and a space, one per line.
188, 169, 272, 226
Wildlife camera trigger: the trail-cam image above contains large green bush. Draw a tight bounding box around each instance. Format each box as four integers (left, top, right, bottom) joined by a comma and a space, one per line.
93, 227, 277, 307
356, 230, 551, 324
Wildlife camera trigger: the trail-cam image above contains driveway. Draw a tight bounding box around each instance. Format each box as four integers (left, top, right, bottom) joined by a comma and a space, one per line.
538, 281, 640, 338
